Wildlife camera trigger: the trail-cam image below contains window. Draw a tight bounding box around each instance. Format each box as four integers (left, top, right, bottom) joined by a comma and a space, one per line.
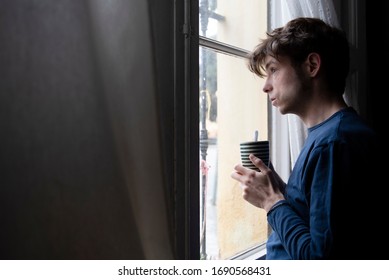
198, 0, 269, 260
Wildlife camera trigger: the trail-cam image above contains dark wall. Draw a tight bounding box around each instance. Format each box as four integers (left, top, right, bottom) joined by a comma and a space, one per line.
366, 2, 389, 140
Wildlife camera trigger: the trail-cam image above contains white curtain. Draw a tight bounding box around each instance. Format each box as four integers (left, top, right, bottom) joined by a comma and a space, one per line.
269, 0, 339, 181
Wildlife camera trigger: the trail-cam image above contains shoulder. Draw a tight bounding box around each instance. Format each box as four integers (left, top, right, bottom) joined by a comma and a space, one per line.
309, 107, 377, 146
302, 107, 378, 167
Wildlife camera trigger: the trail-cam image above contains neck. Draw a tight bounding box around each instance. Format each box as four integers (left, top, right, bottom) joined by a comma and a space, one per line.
300, 96, 348, 128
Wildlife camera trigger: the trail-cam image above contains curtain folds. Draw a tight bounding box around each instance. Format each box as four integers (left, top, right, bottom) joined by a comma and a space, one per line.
87, 0, 174, 259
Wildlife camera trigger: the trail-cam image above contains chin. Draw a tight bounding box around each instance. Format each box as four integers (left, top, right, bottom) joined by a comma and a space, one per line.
278, 107, 288, 115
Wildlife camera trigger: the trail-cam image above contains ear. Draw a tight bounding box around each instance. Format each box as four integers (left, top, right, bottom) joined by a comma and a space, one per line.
305, 53, 321, 77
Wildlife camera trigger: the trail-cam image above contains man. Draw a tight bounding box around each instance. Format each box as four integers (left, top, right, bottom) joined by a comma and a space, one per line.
231, 17, 383, 259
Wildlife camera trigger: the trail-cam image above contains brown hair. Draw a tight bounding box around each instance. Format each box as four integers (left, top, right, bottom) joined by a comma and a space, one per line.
248, 17, 350, 96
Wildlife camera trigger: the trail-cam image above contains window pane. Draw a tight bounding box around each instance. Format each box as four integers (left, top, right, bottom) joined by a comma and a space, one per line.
199, 0, 267, 50
199, 46, 268, 259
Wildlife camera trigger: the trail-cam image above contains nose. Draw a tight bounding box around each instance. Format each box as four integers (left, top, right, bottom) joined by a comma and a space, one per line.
262, 78, 272, 93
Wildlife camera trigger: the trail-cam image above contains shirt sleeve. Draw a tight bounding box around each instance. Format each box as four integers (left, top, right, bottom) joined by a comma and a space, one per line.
267, 142, 339, 259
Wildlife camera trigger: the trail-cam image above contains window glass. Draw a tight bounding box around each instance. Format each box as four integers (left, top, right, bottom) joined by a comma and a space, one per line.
199, 0, 267, 50
199, 0, 268, 260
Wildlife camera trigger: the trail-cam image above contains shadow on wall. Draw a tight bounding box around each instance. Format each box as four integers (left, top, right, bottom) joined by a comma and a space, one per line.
0, 0, 172, 259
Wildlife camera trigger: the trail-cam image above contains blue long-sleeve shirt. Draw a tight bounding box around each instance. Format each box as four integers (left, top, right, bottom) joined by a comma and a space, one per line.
266, 107, 379, 259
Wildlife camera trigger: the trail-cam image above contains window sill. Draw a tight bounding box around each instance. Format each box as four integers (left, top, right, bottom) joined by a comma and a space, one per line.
229, 243, 267, 260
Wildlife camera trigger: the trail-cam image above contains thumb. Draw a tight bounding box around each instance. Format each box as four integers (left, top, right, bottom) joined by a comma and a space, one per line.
249, 154, 268, 172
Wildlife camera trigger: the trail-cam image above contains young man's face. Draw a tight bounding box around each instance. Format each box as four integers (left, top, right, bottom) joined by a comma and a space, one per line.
262, 55, 311, 115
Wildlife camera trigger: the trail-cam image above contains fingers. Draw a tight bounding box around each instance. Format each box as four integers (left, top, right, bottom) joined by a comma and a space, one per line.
231, 163, 251, 182
230, 163, 245, 181
233, 162, 246, 173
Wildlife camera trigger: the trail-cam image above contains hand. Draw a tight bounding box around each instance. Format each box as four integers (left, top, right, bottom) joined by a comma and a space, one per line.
268, 161, 287, 195
231, 154, 285, 212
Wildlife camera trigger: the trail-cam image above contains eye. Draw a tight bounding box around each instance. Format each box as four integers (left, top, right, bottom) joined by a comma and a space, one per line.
266, 67, 276, 75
